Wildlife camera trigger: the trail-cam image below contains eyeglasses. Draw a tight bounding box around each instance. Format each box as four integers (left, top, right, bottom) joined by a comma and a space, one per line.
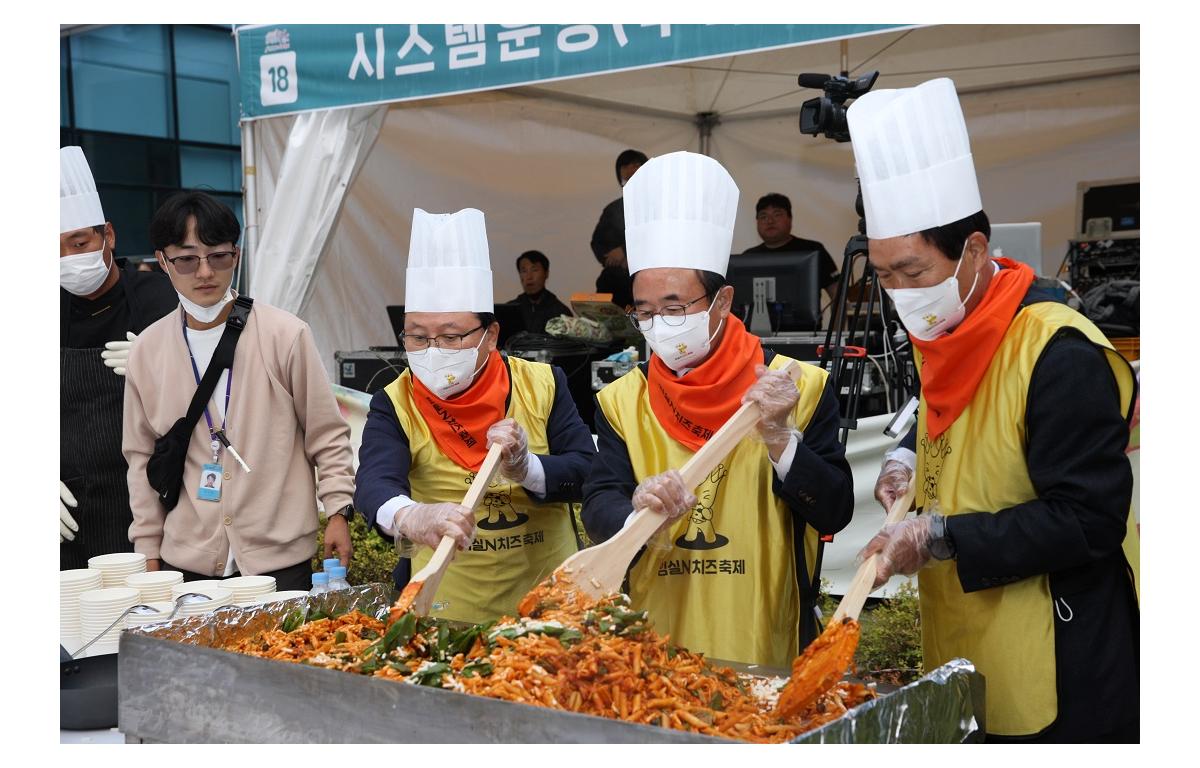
626, 294, 712, 331
164, 251, 237, 275
400, 324, 484, 351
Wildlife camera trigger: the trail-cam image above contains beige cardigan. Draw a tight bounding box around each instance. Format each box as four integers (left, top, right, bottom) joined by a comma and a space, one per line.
122, 301, 354, 575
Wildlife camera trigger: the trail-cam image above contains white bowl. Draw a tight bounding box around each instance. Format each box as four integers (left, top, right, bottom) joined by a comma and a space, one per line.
79, 587, 140, 606
172, 580, 225, 599
88, 553, 147, 568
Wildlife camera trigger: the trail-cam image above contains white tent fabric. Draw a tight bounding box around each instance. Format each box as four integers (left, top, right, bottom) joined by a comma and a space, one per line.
245, 24, 1138, 374
248, 104, 387, 315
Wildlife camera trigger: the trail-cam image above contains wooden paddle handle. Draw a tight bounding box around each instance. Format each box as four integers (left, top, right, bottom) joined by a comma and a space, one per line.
410, 442, 505, 584
832, 480, 917, 622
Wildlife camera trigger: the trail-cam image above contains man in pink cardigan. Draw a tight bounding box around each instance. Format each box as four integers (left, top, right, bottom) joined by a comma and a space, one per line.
122, 191, 355, 591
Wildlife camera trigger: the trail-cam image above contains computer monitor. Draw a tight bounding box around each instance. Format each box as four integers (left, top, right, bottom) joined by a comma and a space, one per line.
493, 303, 526, 348
386, 305, 405, 346
726, 251, 822, 334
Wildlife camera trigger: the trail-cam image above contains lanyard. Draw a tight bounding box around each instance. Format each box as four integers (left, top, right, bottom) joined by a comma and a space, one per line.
180, 313, 233, 460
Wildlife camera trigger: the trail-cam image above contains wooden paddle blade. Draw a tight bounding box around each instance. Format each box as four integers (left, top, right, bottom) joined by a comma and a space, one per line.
774, 617, 862, 720
386, 442, 505, 625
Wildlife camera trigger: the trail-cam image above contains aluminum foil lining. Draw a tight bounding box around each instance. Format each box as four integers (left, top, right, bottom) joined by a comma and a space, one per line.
126, 583, 985, 743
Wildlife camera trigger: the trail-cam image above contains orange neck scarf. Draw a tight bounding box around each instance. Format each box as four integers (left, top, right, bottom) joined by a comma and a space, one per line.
647, 315, 765, 451
910, 258, 1036, 440
411, 350, 509, 471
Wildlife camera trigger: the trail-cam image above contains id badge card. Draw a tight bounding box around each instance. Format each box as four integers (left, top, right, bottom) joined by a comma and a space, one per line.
197, 463, 223, 502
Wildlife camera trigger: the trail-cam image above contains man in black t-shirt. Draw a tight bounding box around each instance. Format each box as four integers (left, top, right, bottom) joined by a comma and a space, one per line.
589, 149, 647, 309
741, 192, 840, 305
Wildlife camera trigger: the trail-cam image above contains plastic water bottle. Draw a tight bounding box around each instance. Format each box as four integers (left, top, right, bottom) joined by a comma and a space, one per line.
327, 565, 350, 592
309, 571, 329, 596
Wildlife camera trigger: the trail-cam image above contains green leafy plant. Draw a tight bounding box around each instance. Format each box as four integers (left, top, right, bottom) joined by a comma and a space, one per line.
313, 513, 400, 586
854, 581, 923, 685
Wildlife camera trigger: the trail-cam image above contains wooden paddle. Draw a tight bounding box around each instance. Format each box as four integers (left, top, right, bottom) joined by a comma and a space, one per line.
537, 360, 803, 602
388, 442, 505, 622
773, 478, 917, 719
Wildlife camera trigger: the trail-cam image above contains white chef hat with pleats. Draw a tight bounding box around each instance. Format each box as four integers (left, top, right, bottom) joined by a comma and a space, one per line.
404, 208, 493, 312
847, 78, 982, 240
60, 146, 105, 234
623, 151, 740, 277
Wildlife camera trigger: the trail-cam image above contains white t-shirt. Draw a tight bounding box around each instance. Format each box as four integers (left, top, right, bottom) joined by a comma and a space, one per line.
185, 323, 236, 575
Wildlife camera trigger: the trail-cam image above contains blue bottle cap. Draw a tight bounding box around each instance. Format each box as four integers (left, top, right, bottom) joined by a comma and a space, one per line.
328, 565, 347, 580
311, 572, 329, 585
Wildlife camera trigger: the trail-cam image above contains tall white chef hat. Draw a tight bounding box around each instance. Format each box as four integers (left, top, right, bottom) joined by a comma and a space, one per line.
60, 146, 106, 234
404, 208, 493, 312
623, 151, 740, 277
847, 78, 982, 240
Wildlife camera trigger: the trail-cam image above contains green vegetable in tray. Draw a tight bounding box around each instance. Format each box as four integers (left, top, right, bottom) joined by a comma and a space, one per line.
282, 608, 307, 633
410, 662, 452, 687
383, 612, 418, 654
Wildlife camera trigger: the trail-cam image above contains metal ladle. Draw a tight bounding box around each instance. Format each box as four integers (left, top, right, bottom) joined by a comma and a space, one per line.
69, 592, 212, 659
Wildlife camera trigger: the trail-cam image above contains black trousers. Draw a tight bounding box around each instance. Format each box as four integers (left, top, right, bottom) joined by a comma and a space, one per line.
161, 558, 313, 593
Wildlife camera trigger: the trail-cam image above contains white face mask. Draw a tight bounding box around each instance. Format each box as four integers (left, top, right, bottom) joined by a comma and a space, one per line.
60, 248, 111, 296
178, 288, 234, 324
885, 241, 980, 342
643, 309, 723, 372
407, 332, 488, 399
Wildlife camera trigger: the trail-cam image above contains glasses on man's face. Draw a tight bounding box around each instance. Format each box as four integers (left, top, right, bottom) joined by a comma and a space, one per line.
626, 293, 712, 332
400, 324, 484, 352
164, 251, 237, 275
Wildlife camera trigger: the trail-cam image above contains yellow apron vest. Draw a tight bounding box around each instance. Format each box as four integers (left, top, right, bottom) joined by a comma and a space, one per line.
914, 301, 1138, 736
385, 355, 579, 625
596, 354, 828, 668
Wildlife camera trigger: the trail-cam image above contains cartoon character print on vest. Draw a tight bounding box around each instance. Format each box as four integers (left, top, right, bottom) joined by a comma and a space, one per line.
467, 470, 529, 531
675, 464, 730, 550
919, 432, 952, 507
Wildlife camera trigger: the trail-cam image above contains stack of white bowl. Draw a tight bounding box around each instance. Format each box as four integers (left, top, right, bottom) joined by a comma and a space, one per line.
126, 571, 183, 603
223, 575, 276, 603
61, 569, 103, 653
175, 586, 234, 617
87, 552, 147, 588
78, 587, 140, 656
171, 580, 224, 600
125, 601, 176, 629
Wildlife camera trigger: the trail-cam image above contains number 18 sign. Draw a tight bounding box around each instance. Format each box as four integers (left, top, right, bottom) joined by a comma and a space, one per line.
260, 51, 298, 106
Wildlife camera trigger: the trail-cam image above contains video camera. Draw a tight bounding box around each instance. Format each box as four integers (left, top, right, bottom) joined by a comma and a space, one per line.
797, 71, 879, 142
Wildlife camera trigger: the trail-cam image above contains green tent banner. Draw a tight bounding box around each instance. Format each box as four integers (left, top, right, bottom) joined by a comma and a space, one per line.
235, 23, 907, 119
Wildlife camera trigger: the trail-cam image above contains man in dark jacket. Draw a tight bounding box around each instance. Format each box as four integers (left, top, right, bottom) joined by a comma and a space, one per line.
60, 146, 177, 567
590, 149, 647, 309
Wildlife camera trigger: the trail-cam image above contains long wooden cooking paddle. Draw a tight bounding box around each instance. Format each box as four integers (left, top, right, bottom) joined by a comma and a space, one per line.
388, 442, 505, 623
532, 361, 803, 604
774, 479, 917, 718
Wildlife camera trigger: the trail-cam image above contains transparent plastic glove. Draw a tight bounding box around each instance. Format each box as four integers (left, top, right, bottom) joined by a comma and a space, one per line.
742, 364, 800, 451
101, 331, 136, 376
857, 515, 934, 589
875, 459, 914, 511
395, 501, 476, 551
486, 419, 531, 483
632, 470, 696, 522
60, 480, 79, 543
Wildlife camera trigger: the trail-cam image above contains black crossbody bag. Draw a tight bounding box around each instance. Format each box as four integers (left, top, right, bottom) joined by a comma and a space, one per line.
146, 296, 254, 512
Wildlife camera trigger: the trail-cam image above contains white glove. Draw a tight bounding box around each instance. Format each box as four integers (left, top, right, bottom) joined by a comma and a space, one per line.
60, 480, 79, 543
101, 331, 136, 376
486, 419, 531, 483
395, 502, 476, 550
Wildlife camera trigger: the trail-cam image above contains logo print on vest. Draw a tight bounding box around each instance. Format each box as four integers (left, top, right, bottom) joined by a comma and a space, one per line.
675, 465, 730, 551
466, 471, 529, 530
919, 432, 952, 506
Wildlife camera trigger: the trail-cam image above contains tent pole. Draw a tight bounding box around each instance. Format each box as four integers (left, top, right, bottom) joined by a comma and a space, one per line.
240, 119, 258, 293
695, 111, 719, 156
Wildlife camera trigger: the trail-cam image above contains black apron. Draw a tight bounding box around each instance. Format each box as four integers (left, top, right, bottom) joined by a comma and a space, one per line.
60, 270, 143, 570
